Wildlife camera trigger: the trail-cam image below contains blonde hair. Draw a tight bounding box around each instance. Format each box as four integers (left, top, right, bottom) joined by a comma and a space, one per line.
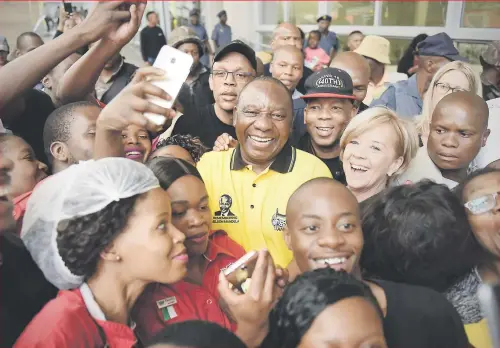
340, 107, 419, 176
416, 61, 482, 137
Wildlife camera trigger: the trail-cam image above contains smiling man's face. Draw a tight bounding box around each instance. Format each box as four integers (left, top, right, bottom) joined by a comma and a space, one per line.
234, 79, 292, 169
285, 178, 363, 276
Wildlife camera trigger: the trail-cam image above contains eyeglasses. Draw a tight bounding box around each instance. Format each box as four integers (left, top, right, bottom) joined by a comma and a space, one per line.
434, 82, 468, 94
464, 192, 498, 215
211, 70, 255, 82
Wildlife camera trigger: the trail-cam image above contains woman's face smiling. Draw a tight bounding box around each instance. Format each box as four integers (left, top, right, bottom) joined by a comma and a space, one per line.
167, 175, 211, 256
343, 123, 403, 198
285, 180, 363, 276
111, 188, 188, 284
122, 124, 151, 163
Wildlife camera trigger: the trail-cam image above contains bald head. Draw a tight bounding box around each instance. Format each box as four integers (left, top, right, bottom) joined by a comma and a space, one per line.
287, 177, 359, 220
331, 52, 371, 103
15, 32, 44, 57
272, 45, 303, 63
433, 91, 489, 130
272, 23, 302, 51
284, 177, 363, 275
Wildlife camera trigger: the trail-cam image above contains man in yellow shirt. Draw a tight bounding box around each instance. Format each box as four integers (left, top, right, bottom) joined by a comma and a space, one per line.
197, 76, 332, 267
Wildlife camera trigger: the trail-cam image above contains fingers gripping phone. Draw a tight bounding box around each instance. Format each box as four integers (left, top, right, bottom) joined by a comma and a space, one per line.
224, 251, 258, 294
478, 283, 500, 347
145, 45, 194, 125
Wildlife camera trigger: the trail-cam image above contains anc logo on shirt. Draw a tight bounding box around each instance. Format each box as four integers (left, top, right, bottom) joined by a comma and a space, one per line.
213, 194, 239, 224
271, 209, 287, 231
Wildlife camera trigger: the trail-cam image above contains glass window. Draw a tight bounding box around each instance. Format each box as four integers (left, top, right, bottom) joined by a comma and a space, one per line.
260, 2, 285, 25
259, 32, 274, 51
326, 1, 375, 26
381, 1, 447, 27
386, 38, 412, 65
335, 35, 410, 65
462, 2, 500, 28
289, 2, 318, 25
456, 41, 490, 65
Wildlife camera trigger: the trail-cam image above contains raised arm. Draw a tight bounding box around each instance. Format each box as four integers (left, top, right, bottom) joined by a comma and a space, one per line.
56, 3, 146, 105
94, 67, 176, 160
140, 28, 148, 62
0, 2, 133, 118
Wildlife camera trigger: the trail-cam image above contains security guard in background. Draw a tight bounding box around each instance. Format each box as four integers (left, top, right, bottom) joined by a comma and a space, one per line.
212, 10, 232, 50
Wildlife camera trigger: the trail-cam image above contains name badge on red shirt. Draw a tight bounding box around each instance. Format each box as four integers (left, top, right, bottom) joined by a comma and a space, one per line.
157, 297, 178, 321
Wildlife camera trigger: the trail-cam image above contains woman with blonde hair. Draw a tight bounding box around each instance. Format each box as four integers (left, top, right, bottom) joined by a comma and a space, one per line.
340, 107, 419, 202
416, 61, 482, 145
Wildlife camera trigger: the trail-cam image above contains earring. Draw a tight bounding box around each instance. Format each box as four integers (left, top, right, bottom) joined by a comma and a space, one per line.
115, 255, 121, 261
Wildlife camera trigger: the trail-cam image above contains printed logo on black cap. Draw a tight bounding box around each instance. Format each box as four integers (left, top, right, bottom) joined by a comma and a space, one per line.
315, 74, 345, 89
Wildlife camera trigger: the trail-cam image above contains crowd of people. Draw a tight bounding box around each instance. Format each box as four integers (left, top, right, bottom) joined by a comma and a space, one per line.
0, 2, 499, 347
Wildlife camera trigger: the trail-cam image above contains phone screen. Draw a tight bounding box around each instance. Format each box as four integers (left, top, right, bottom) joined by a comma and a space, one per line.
145, 45, 194, 125
223, 251, 258, 293
63, 2, 72, 13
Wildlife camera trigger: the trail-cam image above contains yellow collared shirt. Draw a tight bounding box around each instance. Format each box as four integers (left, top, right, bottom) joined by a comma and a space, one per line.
197, 144, 332, 267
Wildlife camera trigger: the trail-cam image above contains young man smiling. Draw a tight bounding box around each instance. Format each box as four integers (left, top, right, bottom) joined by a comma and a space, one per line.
284, 177, 469, 348
297, 68, 357, 183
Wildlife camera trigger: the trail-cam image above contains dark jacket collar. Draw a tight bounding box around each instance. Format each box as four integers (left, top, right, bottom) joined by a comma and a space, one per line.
230, 142, 296, 174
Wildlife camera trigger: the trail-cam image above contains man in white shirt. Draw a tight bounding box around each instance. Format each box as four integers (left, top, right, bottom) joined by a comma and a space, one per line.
394, 91, 490, 188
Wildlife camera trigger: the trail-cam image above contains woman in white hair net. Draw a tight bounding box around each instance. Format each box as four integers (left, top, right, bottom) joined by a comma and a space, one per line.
16, 157, 188, 347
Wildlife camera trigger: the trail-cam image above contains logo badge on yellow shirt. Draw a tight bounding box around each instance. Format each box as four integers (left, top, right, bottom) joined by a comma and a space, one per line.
213, 194, 239, 223
271, 209, 287, 231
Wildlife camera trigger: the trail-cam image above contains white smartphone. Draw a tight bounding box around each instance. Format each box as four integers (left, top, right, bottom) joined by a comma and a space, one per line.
145, 45, 194, 125
478, 283, 500, 347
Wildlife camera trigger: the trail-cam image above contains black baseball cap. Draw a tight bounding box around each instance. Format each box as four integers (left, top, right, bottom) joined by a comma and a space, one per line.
317, 15, 332, 22
416, 32, 467, 62
213, 40, 257, 70
301, 68, 356, 100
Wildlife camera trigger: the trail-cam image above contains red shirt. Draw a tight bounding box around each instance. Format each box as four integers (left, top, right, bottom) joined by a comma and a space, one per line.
132, 230, 245, 343
15, 289, 138, 348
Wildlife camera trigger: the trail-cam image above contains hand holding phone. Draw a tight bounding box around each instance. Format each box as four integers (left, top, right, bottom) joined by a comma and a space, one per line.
145, 45, 194, 125
224, 251, 258, 293
218, 249, 277, 348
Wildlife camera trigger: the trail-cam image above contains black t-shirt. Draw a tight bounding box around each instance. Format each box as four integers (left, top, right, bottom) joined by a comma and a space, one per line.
171, 104, 237, 149
371, 279, 469, 348
358, 102, 369, 113
140, 26, 167, 61
0, 234, 58, 347
297, 133, 346, 184
8, 89, 55, 165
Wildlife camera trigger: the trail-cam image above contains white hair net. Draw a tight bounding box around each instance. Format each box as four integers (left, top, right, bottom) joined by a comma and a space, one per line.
21, 158, 160, 290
